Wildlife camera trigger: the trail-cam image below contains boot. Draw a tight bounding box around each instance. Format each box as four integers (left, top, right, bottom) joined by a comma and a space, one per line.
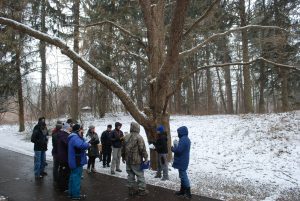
138, 189, 149, 196
154, 172, 161, 178
175, 185, 185, 196
185, 187, 192, 199
128, 187, 136, 196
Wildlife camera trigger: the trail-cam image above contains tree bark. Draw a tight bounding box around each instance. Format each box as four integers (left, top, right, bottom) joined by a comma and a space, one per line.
39, 0, 47, 117
216, 67, 227, 113
71, 0, 80, 121
206, 47, 213, 114
239, 0, 253, 113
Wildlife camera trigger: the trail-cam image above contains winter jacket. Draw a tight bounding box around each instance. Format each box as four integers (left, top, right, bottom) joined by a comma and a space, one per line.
154, 132, 168, 154
110, 129, 124, 148
32, 123, 48, 151
51, 128, 59, 157
101, 130, 112, 148
57, 130, 69, 164
171, 126, 191, 170
86, 130, 100, 157
68, 132, 89, 169
122, 122, 148, 165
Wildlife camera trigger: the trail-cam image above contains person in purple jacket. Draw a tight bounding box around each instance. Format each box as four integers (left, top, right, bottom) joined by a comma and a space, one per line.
68, 124, 90, 200
57, 122, 72, 192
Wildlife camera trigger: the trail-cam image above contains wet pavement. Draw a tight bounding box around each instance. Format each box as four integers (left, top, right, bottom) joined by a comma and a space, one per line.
0, 148, 221, 201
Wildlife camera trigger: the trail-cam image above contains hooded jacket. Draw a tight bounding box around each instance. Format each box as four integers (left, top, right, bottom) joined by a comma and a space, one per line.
122, 122, 148, 165
68, 132, 89, 169
57, 130, 70, 164
86, 129, 100, 157
171, 126, 191, 170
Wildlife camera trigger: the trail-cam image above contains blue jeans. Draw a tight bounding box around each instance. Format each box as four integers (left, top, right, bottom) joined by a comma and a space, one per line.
69, 166, 83, 198
34, 151, 45, 176
178, 169, 190, 188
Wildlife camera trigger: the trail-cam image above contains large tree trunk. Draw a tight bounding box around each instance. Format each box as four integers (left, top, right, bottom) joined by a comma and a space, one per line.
216, 67, 227, 113
16, 38, 25, 132
39, 0, 47, 117
258, 60, 266, 113
239, 0, 253, 113
71, 0, 80, 121
206, 47, 213, 114
136, 59, 143, 110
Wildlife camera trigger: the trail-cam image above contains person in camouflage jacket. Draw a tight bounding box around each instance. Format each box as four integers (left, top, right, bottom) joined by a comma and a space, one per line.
122, 122, 148, 196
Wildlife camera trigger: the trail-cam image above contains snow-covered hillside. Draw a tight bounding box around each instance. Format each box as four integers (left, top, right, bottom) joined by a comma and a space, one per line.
0, 111, 299, 201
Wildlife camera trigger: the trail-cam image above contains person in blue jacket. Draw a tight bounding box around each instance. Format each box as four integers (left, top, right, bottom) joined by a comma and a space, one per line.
68, 124, 90, 200
171, 126, 192, 199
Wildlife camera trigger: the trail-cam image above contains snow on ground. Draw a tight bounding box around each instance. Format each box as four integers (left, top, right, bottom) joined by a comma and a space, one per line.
0, 111, 299, 201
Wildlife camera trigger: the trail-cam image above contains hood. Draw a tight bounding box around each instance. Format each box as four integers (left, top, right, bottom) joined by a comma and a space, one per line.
177, 126, 188, 138
68, 132, 78, 142
130, 122, 140, 133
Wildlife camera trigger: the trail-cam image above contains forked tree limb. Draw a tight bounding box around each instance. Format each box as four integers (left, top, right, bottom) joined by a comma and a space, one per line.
180, 25, 287, 58
0, 17, 150, 127
162, 57, 300, 114
183, 0, 220, 38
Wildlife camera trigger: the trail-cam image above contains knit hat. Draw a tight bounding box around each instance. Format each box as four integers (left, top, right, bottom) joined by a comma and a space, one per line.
156, 125, 164, 134
72, 124, 81, 132
56, 120, 63, 130
107, 124, 112, 129
89, 125, 95, 129
115, 122, 122, 128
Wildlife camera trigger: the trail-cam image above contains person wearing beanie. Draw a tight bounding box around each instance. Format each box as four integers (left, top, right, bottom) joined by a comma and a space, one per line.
56, 122, 72, 192
171, 126, 192, 199
153, 125, 169, 180
121, 122, 148, 196
101, 124, 112, 168
31, 117, 48, 179
68, 124, 90, 199
52, 120, 63, 184
110, 122, 124, 174
86, 125, 100, 173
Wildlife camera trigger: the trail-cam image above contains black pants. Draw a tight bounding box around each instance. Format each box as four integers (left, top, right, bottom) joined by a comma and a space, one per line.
102, 146, 112, 166
87, 156, 96, 169
53, 156, 59, 183
58, 162, 70, 192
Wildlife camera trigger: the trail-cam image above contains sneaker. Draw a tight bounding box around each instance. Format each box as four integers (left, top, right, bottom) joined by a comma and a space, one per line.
41, 172, 48, 176
175, 186, 185, 196
111, 171, 115, 175
91, 168, 96, 173
161, 177, 169, 181
138, 189, 149, 196
87, 169, 91, 174
185, 187, 192, 199
71, 194, 87, 200
35, 175, 43, 179
154, 174, 161, 178
116, 169, 122, 172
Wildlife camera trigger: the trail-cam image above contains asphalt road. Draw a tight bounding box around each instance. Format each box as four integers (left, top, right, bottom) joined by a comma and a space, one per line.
0, 148, 221, 201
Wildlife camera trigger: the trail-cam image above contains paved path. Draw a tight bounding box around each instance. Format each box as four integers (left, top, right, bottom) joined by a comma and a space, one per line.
0, 148, 221, 201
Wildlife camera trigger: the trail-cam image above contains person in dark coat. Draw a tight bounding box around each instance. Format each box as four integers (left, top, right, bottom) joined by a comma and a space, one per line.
31, 117, 48, 179
68, 124, 90, 200
171, 126, 192, 199
57, 122, 72, 192
86, 125, 100, 173
110, 122, 124, 174
101, 124, 112, 168
52, 120, 63, 184
154, 125, 169, 180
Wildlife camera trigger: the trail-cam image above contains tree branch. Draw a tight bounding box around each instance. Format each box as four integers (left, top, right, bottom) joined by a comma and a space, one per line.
183, 0, 220, 38
162, 57, 300, 113
83, 20, 146, 48
0, 17, 151, 127
180, 25, 287, 58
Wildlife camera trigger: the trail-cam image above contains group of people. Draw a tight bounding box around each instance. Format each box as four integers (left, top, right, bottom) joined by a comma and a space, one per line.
31, 117, 192, 200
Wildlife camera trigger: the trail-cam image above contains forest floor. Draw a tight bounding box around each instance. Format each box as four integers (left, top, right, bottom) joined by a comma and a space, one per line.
0, 111, 299, 201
